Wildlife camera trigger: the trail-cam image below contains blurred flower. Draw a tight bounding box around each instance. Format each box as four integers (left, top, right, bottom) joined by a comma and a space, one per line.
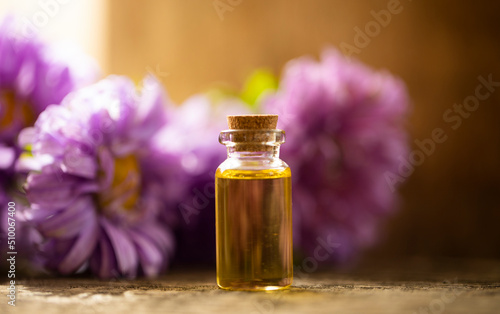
263, 48, 410, 263
20, 75, 175, 278
0, 15, 98, 259
153, 92, 251, 264
0, 16, 97, 166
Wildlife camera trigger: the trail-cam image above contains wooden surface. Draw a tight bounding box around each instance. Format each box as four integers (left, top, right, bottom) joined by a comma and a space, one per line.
1, 259, 499, 314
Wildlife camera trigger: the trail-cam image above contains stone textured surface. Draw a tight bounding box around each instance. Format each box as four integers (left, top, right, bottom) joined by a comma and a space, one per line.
1, 259, 499, 314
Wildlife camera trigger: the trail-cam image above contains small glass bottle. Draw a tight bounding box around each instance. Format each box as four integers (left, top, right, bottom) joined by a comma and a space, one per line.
215, 114, 293, 291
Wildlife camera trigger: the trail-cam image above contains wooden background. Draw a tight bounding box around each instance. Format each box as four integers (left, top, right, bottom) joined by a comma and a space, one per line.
105, 0, 500, 261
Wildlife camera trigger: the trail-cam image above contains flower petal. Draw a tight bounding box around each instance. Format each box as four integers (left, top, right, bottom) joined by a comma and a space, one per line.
101, 218, 138, 278
90, 230, 117, 279
58, 211, 99, 274
0, 145, 15, 169
129, 228, 163, 277
37, 196, 95, 239
25, 170, 98, 208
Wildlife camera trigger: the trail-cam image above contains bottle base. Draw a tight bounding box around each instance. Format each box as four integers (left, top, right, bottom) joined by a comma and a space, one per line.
217, 279, 292, 291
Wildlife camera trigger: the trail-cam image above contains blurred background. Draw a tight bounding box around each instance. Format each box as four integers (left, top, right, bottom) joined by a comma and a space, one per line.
1, 0, 499, 262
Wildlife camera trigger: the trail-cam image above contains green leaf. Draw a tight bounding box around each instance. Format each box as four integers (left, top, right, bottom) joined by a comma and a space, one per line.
240, 69, 278, 108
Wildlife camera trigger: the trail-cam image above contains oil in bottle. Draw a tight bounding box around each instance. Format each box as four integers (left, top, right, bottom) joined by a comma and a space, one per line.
216, 115, 293, 291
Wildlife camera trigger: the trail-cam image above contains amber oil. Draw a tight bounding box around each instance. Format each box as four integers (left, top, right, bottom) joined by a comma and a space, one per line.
216, 167, 292, 290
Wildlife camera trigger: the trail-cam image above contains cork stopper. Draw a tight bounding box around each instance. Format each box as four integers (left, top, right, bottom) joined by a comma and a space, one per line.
227, 115, 278, 130
224, 115, 280, 152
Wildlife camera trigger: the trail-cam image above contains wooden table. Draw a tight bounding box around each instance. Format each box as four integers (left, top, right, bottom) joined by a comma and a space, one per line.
2, 258, 499, 314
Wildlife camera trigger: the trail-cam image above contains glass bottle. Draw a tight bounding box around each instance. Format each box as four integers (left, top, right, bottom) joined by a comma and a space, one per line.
215, 115, 293, 291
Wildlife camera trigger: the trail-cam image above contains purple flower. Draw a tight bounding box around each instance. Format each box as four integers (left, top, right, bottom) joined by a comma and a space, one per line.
0, 16, 97, 163
20, 75, 175, 278
263, 49, 410, 263
153, 94, 251, 264
0, 15, 98, 258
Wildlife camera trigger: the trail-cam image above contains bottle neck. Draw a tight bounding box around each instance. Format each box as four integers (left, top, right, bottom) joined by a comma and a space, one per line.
227, 146, 280, 159
220, 129, 285, 160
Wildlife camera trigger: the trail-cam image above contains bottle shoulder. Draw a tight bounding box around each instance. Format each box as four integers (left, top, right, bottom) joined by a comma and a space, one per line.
216, 157, 291, 179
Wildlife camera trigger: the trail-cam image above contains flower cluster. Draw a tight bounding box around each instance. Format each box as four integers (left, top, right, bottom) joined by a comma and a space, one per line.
0, 16, 97, 252
263, 49, 410, 263
20, 76, 176, 278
